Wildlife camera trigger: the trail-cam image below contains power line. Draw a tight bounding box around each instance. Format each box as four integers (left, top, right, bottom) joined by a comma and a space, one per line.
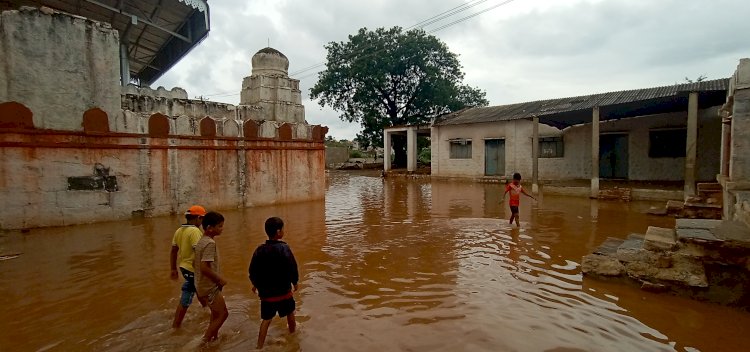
200, 0, 519, 98
407, 0, 490, 30
429, 0, 516, 33
289, 0, 496, 77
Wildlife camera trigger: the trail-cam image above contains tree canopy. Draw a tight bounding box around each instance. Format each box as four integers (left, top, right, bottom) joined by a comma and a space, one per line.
310, 27, 488, 166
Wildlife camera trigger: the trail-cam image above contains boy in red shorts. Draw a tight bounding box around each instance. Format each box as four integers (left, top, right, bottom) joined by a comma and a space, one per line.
504, 172, 536, 227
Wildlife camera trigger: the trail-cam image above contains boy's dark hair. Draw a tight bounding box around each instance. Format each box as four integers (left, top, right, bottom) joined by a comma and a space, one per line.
264, 217, 284, 238
185, 214, 201, 222
513, 172, 522, 180
202, 211, 224, 229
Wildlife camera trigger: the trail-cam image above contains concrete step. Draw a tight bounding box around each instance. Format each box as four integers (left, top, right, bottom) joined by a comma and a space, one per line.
676, 219, 723, 229
598, 188, 632, 201
644, 226, 677, 251
697, 182, 722, 192
593, 237, 625, 256
675, 219, 724, 244
615, 234, 647, 263
680, 206, 723, 220
666, 200, 684, 215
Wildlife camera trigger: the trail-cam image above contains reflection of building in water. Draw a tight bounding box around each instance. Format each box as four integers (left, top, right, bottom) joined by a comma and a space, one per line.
0, 6, 327, 229
321, 175, 459, 314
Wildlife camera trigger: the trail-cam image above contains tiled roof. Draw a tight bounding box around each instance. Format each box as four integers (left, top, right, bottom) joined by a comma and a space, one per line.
434, 78, 729, 127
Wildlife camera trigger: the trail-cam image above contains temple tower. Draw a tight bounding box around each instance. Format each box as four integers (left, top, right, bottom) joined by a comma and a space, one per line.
240, 47, 305, 123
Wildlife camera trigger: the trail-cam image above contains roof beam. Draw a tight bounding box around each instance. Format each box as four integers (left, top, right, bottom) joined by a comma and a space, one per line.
83, 0, 192, 43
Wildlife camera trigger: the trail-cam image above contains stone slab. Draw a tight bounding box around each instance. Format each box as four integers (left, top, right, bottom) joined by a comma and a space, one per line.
644, 226, 676, 251
615, 235, 647, 263
627, 233, 645, 241
593, 237, 624, 256
625, 255, 708, 288
675, 219, 723, 230
582, 254, 625, 276
646, 207, 668, 216
676, 228, 723, 243
711, 220, 750, 247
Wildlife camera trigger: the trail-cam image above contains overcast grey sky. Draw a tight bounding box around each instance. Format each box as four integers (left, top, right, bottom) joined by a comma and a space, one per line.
154, 0, 750, 141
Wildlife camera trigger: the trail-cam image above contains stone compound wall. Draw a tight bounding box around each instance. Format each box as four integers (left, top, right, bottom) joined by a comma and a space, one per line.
0, 7, 121, 131
431, 108, 720, 181
721, 58, 750, 227
325, 146, 350, 167
0, 8, 328, 229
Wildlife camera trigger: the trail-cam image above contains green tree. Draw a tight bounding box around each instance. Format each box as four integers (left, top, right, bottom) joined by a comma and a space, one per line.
311, 27, 488, 168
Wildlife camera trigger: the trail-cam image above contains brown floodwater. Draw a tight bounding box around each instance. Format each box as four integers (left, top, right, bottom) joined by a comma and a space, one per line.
1, 170, 749, 351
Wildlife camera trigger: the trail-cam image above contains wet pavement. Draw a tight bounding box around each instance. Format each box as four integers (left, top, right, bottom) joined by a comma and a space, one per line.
1, 170, 749, 351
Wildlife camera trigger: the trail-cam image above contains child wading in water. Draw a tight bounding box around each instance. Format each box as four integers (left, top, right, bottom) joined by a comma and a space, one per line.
194, 211, 228, 343
503, 173, 536, 227
249, 217, 299, 349
169, 205, 206, 328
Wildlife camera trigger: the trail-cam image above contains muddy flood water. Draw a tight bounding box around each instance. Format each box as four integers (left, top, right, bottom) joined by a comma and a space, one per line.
1, 171, 749, 351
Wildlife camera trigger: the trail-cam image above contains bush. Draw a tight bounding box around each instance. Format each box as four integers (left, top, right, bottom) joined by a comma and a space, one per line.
418, 148, 431, 164
349, 149, 364, 158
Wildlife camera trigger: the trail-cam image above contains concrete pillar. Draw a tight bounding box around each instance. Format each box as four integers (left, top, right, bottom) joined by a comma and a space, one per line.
591, 106, 600, 198
384, 130, 392, 172
720, 115, 731, 178
407, 127, 417, 172
120, 43, 130, 86
532, 116, 539, 194
730, 89, 750, 181
684, 92, 699, 197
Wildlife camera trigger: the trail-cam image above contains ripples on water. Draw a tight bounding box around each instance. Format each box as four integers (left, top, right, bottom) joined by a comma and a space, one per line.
0, 171, 748, 351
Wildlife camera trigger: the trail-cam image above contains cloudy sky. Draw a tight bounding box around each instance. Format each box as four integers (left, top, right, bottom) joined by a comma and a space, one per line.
155, 0, 750, 141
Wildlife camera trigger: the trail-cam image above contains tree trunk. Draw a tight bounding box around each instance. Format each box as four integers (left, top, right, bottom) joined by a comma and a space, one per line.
393, 136, 407, 168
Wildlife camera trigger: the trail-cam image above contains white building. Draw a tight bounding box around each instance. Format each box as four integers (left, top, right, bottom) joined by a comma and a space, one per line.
384, 79, 728, 199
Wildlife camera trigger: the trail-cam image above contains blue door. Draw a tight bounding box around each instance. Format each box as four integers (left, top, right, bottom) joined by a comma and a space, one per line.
599, 134, 628, 179
485, 139, 505, 176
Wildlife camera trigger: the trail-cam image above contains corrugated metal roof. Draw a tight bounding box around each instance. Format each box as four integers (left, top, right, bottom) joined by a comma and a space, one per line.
434, 78, 729, 127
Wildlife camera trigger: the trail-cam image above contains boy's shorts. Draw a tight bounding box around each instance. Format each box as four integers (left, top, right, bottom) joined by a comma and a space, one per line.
260, 298, 295, 320
179, 268, 196, 307
509, 205, 519, 214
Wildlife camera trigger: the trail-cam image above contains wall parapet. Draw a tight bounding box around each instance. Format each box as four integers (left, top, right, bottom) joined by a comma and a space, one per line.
1, 100, 328, 142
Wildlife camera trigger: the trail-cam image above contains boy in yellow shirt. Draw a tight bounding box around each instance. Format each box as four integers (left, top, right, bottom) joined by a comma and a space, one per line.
169, 205, 206, 328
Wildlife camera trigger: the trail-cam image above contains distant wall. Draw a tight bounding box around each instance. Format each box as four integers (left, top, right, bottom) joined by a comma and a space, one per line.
325, 146, 350, 167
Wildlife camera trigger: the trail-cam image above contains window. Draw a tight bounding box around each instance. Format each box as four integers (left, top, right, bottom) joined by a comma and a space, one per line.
539, 136, 564, 158
449, 139, 472, 159
649, 128, 686, 158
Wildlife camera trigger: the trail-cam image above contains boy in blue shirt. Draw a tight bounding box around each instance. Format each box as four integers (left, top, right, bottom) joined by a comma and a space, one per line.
249, 217, 299, 349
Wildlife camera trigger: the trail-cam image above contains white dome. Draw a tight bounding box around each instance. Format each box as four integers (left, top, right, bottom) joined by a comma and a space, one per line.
251, 47, 289, 76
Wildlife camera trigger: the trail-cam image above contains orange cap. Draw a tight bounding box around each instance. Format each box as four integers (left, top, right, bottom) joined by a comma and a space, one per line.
185, 205, 206, 216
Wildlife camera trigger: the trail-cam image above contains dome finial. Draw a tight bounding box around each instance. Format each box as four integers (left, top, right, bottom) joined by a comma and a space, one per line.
251, 47, 289, 76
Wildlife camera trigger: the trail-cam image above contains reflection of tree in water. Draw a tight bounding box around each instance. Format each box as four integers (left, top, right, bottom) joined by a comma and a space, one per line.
323, 175, 460, 317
